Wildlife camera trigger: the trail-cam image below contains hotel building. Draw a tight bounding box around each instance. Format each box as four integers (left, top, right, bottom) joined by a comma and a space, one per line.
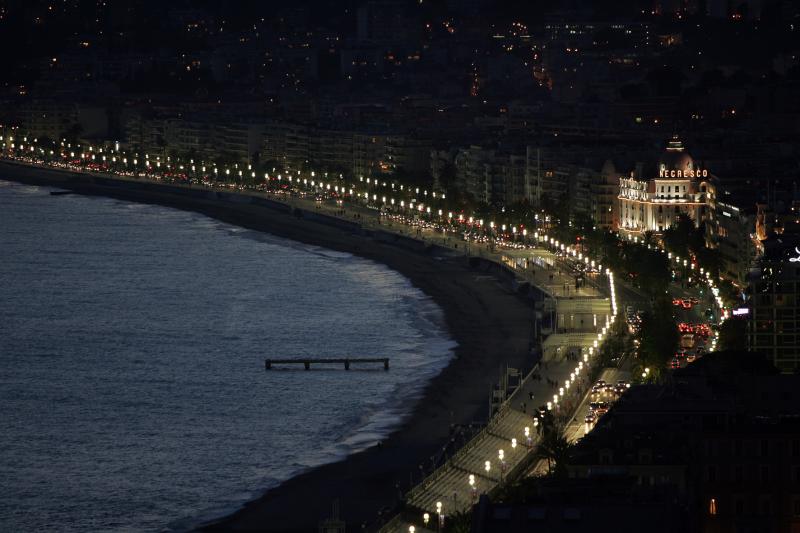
618, 136, 716, 234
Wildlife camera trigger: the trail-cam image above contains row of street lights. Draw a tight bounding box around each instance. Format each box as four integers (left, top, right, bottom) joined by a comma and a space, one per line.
3, 134, 633, 533
425, 233, 619, 528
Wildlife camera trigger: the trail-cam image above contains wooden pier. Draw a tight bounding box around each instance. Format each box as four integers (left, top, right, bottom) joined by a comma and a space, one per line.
265, 358, 390, 371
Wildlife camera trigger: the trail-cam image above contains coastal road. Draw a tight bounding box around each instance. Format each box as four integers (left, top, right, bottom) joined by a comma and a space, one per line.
563, 367, 631, 444
523, 366, 631, 478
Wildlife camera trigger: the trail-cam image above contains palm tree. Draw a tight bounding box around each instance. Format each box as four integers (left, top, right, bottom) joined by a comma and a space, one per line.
443, 509, 472, 533
643, 230, 655, 247
535, 428, 571, 477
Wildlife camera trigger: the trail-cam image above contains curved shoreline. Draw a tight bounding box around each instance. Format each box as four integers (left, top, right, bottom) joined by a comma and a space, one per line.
0, 162, 537, 532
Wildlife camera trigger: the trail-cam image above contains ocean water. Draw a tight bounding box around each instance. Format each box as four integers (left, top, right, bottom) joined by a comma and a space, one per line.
0, 179, 455, 532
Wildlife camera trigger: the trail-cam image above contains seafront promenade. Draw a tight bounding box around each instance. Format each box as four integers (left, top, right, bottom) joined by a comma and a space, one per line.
0, 159, 617, 531
377, 275, 614, 532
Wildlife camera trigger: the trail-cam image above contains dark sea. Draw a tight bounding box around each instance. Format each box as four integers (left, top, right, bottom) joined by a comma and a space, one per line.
0, 179, 455, 532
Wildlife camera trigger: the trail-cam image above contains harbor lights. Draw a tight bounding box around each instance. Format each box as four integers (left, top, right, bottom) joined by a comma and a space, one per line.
409, 526, 415, 533
511, 438, 517, 450
484, 460, 491, 475
436, 501, 445, 529
524, 426, 532, 446
423, 513, 430, 526
498, 449, 506, 482
468, 474, 477, 501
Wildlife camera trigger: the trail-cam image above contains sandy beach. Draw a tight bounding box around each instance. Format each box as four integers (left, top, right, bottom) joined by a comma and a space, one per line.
0, 162, 536, 531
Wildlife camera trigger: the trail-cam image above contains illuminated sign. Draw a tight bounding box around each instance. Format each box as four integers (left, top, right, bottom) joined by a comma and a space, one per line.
659, 168, 709, 179
790, 247, 800, 263
732, 308, 749, 316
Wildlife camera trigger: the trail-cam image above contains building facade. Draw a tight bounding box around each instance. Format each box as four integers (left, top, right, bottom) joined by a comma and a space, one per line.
619, 137, 715, 235
748, 235, 800, 372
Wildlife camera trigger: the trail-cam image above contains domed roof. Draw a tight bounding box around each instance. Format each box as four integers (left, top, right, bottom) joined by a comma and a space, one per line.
659, 135, 694, 172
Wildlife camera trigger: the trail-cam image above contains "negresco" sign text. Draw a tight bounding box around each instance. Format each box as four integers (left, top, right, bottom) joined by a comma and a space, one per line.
659, 168, 709, 178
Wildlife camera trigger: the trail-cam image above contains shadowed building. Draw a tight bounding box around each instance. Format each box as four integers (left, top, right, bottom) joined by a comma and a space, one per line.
748, 234, 800, 372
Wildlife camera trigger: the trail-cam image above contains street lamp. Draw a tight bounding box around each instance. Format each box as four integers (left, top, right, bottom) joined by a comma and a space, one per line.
468, 474, 477, 501
423, 513, 430, 526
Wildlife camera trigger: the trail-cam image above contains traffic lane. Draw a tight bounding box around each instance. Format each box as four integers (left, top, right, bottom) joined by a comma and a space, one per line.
565, 368, 631, 443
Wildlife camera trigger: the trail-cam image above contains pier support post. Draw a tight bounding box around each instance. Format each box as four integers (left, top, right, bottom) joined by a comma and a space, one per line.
344, 359, 350, 370
304, 361, 310, 370
265, 360, 271, 370
384, 358, 389, 370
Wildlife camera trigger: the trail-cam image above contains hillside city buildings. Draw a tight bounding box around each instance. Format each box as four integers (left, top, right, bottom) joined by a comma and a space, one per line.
2, 0, 798, 370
